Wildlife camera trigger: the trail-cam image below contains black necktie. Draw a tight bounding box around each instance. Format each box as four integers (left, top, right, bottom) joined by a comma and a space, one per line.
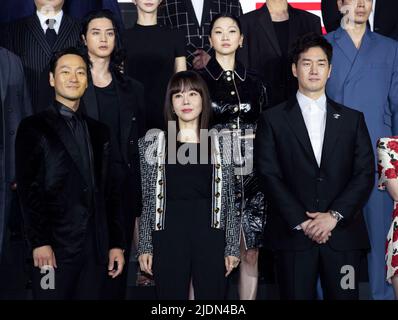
45, 19, 57, 48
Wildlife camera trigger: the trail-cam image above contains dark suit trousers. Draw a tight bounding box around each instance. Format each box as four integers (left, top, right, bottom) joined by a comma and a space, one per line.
31, 218, 106, 300
101, 176, 138, 300
275, 244, 362, 300
101, 219, 135, 300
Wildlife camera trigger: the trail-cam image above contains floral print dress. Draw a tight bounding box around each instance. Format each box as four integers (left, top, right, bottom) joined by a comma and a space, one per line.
377, 137, 398, 282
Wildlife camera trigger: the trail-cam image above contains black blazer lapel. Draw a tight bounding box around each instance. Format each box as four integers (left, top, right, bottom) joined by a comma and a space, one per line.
184, 0, 199, 27
287, 6, 301, 50
320, 99, 343, 169
201, 0, 213, 26
44, 108, 90, 184
27, 15, 52, 58
374, 0, 382, 28
115, 80, 134, 164
284, 97, 318, 167
0, 49, 10, 105
82, 81, 100, 121
258, 4, 282, 57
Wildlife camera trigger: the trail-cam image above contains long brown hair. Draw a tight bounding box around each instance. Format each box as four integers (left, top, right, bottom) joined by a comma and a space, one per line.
164, 71, 212, 132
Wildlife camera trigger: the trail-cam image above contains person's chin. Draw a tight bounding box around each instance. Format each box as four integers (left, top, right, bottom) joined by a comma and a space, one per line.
219, 48, 236, 55
355, 17, 369, 25
96, 52, 112, 58
65, 94, 83, 101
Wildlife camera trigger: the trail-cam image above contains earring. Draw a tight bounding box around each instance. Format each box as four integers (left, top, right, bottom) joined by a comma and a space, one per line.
239, 44, 243, 48
172, 109, 176, 114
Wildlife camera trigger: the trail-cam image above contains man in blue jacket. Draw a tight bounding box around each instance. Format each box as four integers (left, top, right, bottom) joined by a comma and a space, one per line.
325, 0, 398, 300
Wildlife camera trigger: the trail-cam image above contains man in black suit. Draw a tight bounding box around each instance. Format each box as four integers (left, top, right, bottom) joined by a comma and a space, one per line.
255, 33, 374, 299
158, 0, 242, 69
15, 48, 125, 300
238, 1, 322, 108
80, 10, 146, 299
3, 0, 80, 113
0, 47, 32, 299
322, 0, 398, 40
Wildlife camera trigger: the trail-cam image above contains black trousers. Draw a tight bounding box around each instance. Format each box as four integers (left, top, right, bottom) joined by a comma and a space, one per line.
152, 199, 226, 300
0, 239, 29, 299
101, 230, 134, 300
0, 193, 29, 300
275, 244, 362, 300
31, 219, 106, 300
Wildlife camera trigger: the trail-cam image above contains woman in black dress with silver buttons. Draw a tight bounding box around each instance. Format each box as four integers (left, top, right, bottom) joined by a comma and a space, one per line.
200, 13, 267, 300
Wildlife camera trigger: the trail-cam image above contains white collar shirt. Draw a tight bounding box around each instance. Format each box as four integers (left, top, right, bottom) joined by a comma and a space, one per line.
36, 10, 63, 34
190, 0, 204, 25
297, 91, 327, 167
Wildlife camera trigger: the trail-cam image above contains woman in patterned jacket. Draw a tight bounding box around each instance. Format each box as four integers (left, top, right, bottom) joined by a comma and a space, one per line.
137, 70, 240, 299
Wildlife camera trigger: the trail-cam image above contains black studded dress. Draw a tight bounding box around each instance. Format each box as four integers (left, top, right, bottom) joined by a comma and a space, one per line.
200, 58, 267, 249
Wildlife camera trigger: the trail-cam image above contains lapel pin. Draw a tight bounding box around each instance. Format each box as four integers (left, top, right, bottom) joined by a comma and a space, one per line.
333, 113, 340, 119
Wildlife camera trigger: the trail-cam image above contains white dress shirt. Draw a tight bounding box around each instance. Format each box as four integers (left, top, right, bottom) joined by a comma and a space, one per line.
295, 91, 343, 230
294, 91, 327, 230
369, 0, 376, 32
191, 0, 204, 25
297, 91, 327, 167
36, 10, 63, 34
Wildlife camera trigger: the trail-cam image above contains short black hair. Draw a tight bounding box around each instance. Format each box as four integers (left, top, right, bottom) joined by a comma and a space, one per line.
49, 47, 91, 74
291, 32, 333, 65
209, 13, 242, 35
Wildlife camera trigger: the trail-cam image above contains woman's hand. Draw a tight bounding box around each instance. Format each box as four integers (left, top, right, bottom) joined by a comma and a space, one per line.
138, 253, 153, 276
225, 255, 240, 277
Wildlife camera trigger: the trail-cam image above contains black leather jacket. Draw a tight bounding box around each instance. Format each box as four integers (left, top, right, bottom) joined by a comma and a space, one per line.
200, 58, 267, 130
200, 58, 268, 248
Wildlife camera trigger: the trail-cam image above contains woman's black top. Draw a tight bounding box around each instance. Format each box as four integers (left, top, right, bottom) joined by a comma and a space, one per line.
273, 20, 289, 57
166, 141, 212, 201
123, 24, 186, 131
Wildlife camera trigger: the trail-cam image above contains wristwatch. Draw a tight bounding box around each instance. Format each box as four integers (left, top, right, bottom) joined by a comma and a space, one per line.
329, 210, 343, 222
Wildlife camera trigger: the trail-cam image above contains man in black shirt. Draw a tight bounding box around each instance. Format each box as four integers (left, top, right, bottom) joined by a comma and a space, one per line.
15, 47, 125, 300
